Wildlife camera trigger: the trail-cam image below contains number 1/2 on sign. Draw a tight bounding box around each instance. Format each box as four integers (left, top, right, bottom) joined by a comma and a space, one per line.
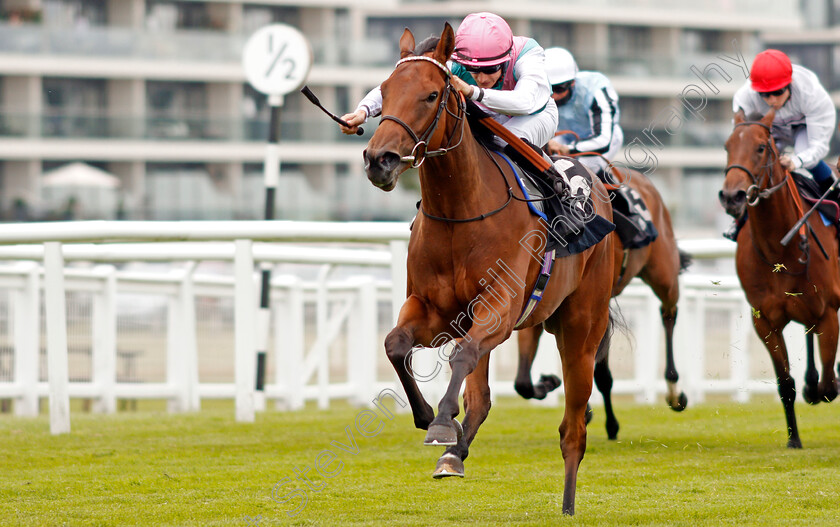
242, 24, 312, 96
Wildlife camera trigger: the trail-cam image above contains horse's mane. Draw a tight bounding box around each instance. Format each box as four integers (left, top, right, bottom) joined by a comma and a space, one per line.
413, 35, 497, 150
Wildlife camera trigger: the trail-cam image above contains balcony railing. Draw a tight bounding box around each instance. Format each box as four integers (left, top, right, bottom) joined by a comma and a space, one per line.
0, 110, 744, 149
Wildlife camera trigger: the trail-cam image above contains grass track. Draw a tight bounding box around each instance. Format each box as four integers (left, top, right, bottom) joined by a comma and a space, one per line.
1, 396, 839, 526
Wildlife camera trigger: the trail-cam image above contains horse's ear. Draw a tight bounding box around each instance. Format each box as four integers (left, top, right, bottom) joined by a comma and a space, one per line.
399, 28, 415, 59
434, 22, 455, 64
761, 107, 776, 127
733, 108, 745, 125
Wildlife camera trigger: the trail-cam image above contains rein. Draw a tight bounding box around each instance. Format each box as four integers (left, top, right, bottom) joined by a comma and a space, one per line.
380, 55, 467, 169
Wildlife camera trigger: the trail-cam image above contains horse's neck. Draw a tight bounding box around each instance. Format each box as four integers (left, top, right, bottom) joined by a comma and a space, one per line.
418, 139, 497, 218
748, 167, 800, 258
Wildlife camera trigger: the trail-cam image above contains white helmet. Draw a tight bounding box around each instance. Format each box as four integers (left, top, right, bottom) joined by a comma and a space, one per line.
544, 47, 578, 85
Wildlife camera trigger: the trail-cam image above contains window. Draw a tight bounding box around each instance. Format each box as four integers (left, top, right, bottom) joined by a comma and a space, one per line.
42, 77, 107, 137
530, 21, 574, 50
609, 25, 651, 57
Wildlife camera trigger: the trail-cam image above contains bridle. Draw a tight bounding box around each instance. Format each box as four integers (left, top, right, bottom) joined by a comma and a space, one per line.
724, 121, 789, 206
379, 55, 467, 169
725, 120, 813, 267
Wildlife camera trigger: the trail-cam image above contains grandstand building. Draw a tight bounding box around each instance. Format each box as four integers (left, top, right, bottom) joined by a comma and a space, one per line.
0, 0, 809, 234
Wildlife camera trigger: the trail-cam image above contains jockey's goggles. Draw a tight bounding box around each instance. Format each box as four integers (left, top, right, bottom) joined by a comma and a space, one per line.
464, 63, 503, 74
758, 85, 788, 98
552, 81, 574, 94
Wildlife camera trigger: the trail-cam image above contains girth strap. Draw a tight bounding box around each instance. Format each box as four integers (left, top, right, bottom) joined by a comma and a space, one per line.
514, 249, 556, 328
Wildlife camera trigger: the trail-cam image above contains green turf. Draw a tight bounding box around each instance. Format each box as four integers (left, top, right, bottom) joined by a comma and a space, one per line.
1, 395, 839, 526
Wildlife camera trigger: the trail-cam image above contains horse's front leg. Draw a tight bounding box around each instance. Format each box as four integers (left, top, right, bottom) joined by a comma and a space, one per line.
754, 317, 800, 448
433, 352, 492, 478
384, 295, 438, 430
423, 295, 513, 447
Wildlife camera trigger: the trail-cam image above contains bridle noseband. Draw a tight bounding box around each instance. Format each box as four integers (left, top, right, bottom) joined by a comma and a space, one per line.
379, 55, 466, 168
724, 120, 788, 206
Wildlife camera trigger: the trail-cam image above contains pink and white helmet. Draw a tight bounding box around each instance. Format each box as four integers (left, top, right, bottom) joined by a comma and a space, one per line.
452, 12, 514, 67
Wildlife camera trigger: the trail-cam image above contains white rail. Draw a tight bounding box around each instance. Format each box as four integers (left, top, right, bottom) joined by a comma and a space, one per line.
0, 221, 798, 436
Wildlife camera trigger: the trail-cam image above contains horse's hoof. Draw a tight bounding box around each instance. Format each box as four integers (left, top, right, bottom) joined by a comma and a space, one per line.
822, 381, 839, 403
424, 423, 458, 446
787, 438, 803, 449
539, 374, 562, 392
606, 419, 619, 440
584, 403, 593, 426
668, 392, 688, 412
802, 383, 821, 405
432, 453, 465, 479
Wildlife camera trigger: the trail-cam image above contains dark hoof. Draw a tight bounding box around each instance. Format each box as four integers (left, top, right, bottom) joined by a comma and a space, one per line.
606, 419, 619, 440
787, 438, 803, 449
584, 403, 593, 426
539, 374, 562, 392
432, 453, 465, 478
822, 381, 839, 403
668, 392, 688, 412
802, 383, 821, 405
424, 423, 458, 446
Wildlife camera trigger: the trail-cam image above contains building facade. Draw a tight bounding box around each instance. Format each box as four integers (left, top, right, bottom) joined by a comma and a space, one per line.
0, 0, 809, 234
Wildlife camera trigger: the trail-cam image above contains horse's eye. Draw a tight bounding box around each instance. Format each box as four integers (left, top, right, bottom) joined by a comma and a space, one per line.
426, 92, 438, 103
757, 144, 766, 154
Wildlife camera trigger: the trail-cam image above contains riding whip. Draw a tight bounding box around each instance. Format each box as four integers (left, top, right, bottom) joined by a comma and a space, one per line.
781, 178, 839, 247
300, 85, 364, 135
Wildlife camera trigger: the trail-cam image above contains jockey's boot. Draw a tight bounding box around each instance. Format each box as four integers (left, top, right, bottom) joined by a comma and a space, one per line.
723, 215, 747, 242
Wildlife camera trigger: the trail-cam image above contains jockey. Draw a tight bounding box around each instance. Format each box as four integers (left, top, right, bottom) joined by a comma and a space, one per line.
543, 47, 624, 179
340, 12, 573, 196
726, 49, 838, 241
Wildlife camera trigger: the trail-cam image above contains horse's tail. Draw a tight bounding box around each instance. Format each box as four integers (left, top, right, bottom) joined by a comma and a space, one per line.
678, 249, 693, 274
595, 304, 628, 364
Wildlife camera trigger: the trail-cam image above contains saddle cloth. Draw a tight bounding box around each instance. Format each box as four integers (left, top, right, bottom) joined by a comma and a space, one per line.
609, 185, 659, 249
496, 151, 614, 258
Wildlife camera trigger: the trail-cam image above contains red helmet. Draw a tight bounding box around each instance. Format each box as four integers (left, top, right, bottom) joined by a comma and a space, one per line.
750, 49, 792, 92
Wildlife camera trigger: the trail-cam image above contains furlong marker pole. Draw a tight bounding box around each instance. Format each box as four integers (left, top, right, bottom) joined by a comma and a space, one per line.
254, 93, 283, 410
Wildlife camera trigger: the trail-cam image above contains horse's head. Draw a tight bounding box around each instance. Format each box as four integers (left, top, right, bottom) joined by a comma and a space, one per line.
363, 24, 457, 191
719, 108, 777, 218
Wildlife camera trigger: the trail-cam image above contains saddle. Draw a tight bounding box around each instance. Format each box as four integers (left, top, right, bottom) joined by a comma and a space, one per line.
463, 99, 614, 257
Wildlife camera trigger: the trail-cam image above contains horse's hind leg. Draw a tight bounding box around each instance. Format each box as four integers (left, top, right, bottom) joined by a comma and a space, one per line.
755, 319, 801, 448
514, 325, 561, 400
661, 305, 687, 411
640, 264, 687, 411
383, 296, 437, 430
433, 353, 492, 478
594, 357, 619, 440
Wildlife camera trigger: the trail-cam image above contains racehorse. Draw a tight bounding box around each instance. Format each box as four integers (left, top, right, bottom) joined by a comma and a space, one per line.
363, 24, 615, 515
515, 168, 691, 439
719, 108, 840, 448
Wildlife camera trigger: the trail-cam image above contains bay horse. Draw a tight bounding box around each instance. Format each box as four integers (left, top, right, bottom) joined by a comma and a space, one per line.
719, 108, 840, 448
516, 167, 691, 440
363, 24, 615, 515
